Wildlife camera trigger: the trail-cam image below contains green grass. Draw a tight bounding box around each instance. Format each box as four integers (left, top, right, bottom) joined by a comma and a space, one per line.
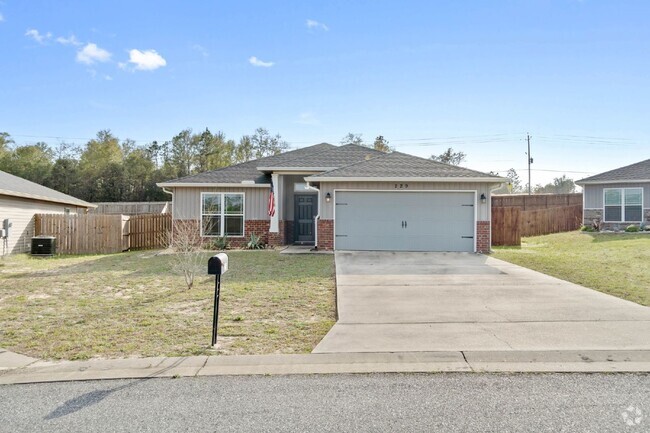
0, 250, 336, 360
492, 231, 650, 306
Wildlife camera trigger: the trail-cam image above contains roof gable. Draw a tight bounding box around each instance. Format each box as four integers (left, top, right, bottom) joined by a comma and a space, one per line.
577, 158, 650, 184
0, 170, 95, 208
306, 152, 504, 181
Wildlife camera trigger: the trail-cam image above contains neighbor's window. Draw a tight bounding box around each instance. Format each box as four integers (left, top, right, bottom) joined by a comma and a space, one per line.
201, 193, 244, 237
604, 188, 643, 222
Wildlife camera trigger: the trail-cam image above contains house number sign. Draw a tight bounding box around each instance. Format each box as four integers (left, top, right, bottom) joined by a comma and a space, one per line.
394, 183, 409, 189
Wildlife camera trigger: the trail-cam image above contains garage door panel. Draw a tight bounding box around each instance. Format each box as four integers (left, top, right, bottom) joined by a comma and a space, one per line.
335, 191, 475, 252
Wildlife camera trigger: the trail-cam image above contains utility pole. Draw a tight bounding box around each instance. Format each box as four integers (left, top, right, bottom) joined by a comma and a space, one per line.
526, 133, 533, 195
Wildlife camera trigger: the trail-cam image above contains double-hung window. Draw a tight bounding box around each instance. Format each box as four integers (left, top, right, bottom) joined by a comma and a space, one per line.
201, 193, 244, 237
604, 188, 643, 222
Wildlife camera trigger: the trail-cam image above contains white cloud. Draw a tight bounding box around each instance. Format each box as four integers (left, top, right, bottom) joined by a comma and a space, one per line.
297, 112, 319, 125
192, 44, 209, 58
56, 35, 82, 46
104, 75, 113, 81
0, 13, 5, 22
25, 28, 52, 44
249, 56, 274, 68
306, 19, 329, 31
127, 49, 167, 70
76, 43, 112, 64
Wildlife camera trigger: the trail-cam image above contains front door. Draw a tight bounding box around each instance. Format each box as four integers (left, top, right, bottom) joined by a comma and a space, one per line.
294, 194, 317, 244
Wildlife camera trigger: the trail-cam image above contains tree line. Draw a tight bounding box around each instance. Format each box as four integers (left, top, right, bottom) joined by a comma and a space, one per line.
0, 129, 576, 203
0, 128, 288, 202
429, 146, 577, 194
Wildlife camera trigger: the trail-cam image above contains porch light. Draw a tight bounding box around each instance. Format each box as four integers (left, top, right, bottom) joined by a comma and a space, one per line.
325, 192, 331, 203
480, 193, 487, 204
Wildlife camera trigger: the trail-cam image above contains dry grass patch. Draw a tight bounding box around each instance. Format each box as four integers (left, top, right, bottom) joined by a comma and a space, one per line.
0, 250, 335, 360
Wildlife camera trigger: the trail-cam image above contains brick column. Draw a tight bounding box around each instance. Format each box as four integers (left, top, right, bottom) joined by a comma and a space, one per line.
317, 219, 334, 250
476, 221, 491, 253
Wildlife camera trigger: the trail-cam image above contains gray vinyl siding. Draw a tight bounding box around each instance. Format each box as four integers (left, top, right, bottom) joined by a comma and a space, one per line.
583, 183, 650, 208
0, 195, 81, 254
282, 174, 315, 221
317, 182, 498, 221
172, 186, 270, 220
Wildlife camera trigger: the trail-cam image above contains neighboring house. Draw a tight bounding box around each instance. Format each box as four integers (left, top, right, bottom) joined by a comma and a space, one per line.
157, 143, 505, 252
0, 170, 96, 254
576, 158, 650, 230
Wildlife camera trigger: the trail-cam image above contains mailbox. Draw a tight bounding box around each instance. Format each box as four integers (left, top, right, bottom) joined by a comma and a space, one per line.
208, 253, 228, 275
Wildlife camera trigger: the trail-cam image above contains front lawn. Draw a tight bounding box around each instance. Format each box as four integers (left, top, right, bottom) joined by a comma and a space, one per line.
0, 250, 336, 360
492, 231, 650, 306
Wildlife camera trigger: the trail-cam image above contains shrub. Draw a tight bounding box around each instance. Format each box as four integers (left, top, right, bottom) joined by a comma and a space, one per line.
625, 224, 640, 233
209, 236, 230, 250
580, 225, 595, 232
246, 233, 265, 250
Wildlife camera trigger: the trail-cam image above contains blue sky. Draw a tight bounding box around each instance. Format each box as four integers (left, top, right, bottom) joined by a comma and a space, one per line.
1, 0, 649, 186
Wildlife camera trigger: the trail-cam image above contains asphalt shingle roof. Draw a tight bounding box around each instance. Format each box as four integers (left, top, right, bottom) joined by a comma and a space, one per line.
576, 158, 650, 183
0, 170, 95, 208
159, 143, 502, 186
306, 152, 503, 180
159, 143, 335, 185
257, 144, 385, 169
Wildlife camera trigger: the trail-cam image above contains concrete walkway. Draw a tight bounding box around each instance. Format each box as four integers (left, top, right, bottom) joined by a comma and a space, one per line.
2, 349, 650, 384
313, 251, 650, 353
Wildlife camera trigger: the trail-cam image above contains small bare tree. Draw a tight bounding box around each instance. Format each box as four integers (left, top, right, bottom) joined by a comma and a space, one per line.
166, 221, 204, 290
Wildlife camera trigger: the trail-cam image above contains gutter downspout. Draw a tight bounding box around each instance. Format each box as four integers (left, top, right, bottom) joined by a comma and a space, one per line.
305, 182, 320, 250
161, 187, 174, 246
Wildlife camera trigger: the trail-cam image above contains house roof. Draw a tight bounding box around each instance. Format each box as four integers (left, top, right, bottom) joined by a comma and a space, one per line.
306, 152, 505, 182
158, 142, 504, 187
0, 170, 96, 208
157, 143, 336, 186
256, 144, 384, 171
576, 158, 650, 185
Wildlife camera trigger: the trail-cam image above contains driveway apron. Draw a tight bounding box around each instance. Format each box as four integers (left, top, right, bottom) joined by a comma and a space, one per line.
313, 251, 650, 353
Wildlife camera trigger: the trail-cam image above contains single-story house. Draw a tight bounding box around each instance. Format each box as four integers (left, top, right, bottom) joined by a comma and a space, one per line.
0, 170, 96, 254
157, 143, 505, 252
576, 158, 650, 230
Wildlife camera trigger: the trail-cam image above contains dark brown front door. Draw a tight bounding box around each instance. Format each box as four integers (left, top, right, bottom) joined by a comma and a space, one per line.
294, 194, 316, 244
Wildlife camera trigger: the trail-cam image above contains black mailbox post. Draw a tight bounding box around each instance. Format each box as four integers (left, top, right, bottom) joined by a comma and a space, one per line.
208, 253, 228, 346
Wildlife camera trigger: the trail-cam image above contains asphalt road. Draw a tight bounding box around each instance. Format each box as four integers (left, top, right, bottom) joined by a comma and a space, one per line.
1, 373, 649, 432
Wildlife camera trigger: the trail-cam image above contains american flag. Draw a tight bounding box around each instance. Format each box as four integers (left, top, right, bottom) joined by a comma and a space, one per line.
268, 182, 276, 217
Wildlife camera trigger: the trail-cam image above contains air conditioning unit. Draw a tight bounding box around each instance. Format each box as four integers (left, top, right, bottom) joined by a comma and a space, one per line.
31, 236, 57, 256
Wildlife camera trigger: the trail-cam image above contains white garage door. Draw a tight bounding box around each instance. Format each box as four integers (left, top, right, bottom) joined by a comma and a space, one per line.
334, 191, 476, 252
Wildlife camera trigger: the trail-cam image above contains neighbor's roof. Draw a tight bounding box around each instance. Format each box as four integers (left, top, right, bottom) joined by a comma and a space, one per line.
157, 143, 336, 187
0, 170, 96, 208
306, 152, 505, 182
576, 158, 650, 185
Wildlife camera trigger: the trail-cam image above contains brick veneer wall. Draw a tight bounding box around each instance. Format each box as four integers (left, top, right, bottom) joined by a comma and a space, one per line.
476, 221, 491, 253
244, 220, 270, 247
267, 220, 285, 247
317, 219, 334, 250
173, 219, 270, 248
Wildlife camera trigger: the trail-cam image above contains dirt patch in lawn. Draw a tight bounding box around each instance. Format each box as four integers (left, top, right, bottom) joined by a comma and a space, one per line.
0, 250, 336, 360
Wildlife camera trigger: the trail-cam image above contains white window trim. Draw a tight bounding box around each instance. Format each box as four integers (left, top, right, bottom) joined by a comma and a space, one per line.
603, 187, 643, 223
200, 192, 245, 237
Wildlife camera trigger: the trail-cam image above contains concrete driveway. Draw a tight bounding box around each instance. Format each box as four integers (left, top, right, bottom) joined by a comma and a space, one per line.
313, 251, 650, 353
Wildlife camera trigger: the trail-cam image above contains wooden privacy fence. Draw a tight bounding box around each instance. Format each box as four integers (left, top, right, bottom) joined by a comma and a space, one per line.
492, 205, 583, 246
34, 213, 171, 254
128, 213, 172, 250
492, 193, 582, 210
